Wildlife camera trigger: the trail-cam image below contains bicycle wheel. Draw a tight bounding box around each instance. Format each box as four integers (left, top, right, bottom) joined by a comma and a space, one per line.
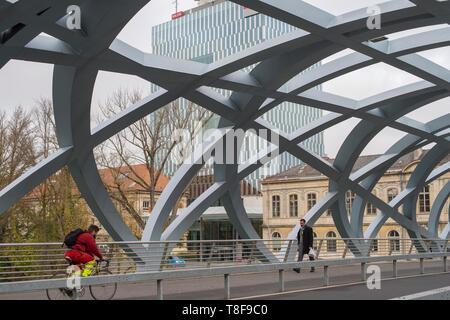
89, 269, 117, 300
46, 271, 74, 300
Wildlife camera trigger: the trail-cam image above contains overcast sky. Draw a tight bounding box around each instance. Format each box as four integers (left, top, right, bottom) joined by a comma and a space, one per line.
0, 0, 448, 157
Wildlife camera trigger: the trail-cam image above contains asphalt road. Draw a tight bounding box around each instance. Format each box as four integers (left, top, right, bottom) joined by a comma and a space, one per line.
239, 272, 450, 300
0, 259, 448, 300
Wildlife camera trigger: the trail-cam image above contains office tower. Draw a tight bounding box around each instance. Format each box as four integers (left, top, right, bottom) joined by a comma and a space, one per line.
151, 0, 324, 192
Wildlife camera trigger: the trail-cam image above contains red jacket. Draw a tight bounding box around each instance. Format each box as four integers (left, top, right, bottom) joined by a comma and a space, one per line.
71, 232, 103, 260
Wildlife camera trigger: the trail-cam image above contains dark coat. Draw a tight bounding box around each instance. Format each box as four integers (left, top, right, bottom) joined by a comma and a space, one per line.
297, 225, 314, 254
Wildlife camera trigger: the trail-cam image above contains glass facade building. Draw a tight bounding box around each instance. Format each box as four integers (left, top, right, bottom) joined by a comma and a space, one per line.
151, 0, 324, 191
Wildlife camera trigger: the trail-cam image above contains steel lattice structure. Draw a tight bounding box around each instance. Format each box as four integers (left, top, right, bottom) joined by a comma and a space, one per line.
0, 0, 449, 260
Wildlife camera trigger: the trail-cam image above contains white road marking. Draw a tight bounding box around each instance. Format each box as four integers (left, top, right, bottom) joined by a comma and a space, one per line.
231, 271, 450, 300
391, 286, 450, 300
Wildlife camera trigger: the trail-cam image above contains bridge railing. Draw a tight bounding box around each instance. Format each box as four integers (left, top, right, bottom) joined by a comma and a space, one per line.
0, 238, 448, 283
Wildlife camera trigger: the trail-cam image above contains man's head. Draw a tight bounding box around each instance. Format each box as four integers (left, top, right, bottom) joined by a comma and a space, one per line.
299, 219, 306, 228
87, 224, 101, 238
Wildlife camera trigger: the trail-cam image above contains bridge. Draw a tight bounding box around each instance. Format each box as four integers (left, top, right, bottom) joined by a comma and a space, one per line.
0, 0, 449, 300
0, 238, 449, 300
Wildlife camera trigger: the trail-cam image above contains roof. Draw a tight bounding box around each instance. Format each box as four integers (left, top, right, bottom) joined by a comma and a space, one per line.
263, 149, 450, 183
99, 164, 170, 193
24, 164, 171, 200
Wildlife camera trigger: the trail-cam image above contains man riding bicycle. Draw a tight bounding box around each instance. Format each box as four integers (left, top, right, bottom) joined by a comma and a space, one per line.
64, 225, 104, 277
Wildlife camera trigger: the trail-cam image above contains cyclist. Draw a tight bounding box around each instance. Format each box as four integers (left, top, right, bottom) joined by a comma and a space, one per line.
64, 225, 104, 277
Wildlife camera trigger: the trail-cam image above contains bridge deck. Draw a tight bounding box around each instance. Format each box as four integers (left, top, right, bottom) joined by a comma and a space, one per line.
0, 259, 447, 300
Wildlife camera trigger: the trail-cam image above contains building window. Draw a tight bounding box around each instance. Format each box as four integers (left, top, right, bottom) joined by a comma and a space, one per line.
387, 188, 398, 203
388, 230, 400, 252
142, 201, 150, 210
272, 232, 282, 252
272, 195, 280, 217
326, 231, 337, 252
345, 191, 355, 214
366, 202, 377, 215
326, 209, 332, 216
370, 239, 378, 252
419, 185, 430, 213
289, 194, 298, 217
307, 193, 317, 211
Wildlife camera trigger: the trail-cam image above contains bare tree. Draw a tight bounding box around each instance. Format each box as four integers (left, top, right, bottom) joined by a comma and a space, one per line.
0, 101, 91, 243
0, 107, 36, 241
0, 89, 212, 242
96, 89, 212, 234
0, 107, 35, 186
33, 98, 58, 158
31, 98, 89, 241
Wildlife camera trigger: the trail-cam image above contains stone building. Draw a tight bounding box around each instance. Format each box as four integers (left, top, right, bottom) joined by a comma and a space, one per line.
261, 149, 450, 254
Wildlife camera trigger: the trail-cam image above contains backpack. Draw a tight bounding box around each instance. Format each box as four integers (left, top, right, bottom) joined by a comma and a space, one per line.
63, 228, 85, 248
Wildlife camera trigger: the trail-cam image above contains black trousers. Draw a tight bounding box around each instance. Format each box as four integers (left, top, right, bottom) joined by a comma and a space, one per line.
297, 244, 315, 270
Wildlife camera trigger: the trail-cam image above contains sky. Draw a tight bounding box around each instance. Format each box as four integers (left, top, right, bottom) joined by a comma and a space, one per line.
0, 0, 448, 158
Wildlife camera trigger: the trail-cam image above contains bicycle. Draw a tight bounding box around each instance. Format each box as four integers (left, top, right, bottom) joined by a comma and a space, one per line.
46, 259, 117, 300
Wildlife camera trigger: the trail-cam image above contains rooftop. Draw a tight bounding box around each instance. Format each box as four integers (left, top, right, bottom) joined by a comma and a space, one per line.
262, 149, 450, 183
98, 164, 170, 193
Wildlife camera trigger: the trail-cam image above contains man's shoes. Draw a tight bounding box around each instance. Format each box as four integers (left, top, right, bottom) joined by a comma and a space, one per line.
293, 268, 300, 273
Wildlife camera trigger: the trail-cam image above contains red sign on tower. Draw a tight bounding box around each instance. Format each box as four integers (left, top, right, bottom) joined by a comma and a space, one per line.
171, 11, 185, 20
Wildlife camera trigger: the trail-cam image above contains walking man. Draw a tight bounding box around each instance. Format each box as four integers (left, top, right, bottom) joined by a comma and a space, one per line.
293, 218, 315, 273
